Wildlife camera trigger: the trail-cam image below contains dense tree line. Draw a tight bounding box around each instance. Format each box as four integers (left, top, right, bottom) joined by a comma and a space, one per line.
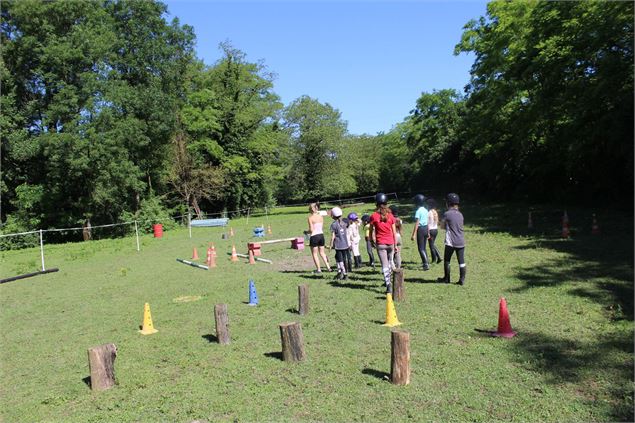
1, 0, 632, 237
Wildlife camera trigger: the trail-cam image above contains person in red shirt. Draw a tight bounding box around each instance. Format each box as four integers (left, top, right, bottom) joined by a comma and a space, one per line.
368, 193, 398, 293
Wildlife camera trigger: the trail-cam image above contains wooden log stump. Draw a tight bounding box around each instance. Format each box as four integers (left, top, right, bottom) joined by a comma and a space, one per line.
279, 322, 306, 362
87, 343, 117, 391
390, 330, 410, 385
214, 304, 230, 345
298, 284, 309, 315
393, 268, 405, 301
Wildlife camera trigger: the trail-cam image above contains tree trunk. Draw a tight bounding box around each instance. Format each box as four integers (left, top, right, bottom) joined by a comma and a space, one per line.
214, 304, 230, 345
279, 322, 305, 362
393, 268, 405, 301
87, 343, 117, 391
390, 330, 410, 385
298, 284, 309, 315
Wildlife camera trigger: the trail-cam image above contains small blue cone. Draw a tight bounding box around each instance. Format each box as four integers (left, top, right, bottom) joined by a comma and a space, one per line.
248, 279, 259, 306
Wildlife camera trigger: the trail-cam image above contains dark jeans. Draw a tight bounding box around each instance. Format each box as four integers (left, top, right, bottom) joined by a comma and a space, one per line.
365, 239, 375, 265
416, 226, 430, 267
428, 229, 441, 261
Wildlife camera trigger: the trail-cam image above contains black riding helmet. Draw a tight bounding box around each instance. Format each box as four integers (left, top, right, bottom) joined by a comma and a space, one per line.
413, 194, 426, 206
375, 192, 388, 205
446, 193, 460, 205
361, 214, 370, 223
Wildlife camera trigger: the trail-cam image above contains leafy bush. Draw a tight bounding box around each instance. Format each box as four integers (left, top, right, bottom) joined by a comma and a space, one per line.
120, 195, 179, 234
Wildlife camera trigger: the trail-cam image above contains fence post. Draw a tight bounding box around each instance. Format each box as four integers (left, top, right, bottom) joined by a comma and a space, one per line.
39, 229, 46, 271
188, 211, 192, 239
134, 221, 140, 252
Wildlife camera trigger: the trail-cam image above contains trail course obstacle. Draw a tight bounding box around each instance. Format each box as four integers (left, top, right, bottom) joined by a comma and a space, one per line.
190, 218, 229, 227
0, 268, 59, 284
248, 237, 304, 257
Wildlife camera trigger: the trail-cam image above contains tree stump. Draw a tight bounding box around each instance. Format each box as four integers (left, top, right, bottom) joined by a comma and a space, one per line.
390, 330, 410, 385
87, 343, 117, 391
393, 268, 405, 301
214, 304, 230, 345
298, 284, 309, 315
279, 322, 306, 362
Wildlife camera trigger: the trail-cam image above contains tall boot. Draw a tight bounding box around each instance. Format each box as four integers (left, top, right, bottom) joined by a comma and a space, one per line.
437, 261, 450, 283
421, 249, 430, 270
346, 252, 353, 272
458, 266, 466, 286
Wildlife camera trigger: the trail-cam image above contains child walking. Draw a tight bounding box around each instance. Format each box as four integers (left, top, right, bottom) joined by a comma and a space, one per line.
388, 205, 402, 269
426, 198, 442, 264
347, 213, 362, 268
369, 193, 398, 293
438, 193, 466, 285
410, 194, 430, 271
330, 206, 350, 280
361, 214, 376, 268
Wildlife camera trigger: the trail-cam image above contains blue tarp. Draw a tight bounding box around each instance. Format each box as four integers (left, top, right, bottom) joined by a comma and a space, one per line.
190, 218, 229, 227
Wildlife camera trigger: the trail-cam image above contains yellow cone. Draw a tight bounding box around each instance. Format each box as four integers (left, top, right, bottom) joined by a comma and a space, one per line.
267, 224, 272, 235
139, 303, 158, 335
382, 293, 402, 327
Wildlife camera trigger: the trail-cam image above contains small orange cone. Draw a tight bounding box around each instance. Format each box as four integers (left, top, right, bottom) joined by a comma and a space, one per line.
229, 227, 234, 237
191, 247, 199, 260
591, 214, 600, 235
561, 211, 570, 239
230, 245, 239, 262
248, 249, 256, 265
527, 211, 533, 230
211, 243, 217, 258
206, 247, 212, 266
208, 250, 216, 268
139, 303, 158, 335
492, 297, 516, 338
267, 224, 272, 235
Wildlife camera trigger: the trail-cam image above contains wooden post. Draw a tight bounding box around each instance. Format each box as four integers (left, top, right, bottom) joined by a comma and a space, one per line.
393, 268, 405, 301
87, 343, 117, 391
279, 322, 306, 362
298, 284, 309, 315
214, 304, 230, 345
390, 330, 410, 385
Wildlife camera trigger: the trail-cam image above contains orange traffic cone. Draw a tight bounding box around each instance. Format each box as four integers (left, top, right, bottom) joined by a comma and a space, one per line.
528, 211, 533, 230
208, 250, 216, 268
492, 297, 516, 338
211, 243, 217, 258
229, 227, 234, 237
248, 249, 256, 265
267, 224, 272, 235
206, 247, 212, 266
562, 211, 570, 239
192, 247, 199, 260
591, 214, 600, 235
230, 245, 239, 262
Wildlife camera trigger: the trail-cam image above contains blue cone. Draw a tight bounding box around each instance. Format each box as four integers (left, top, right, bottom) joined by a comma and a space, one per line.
248, 279, 259, 306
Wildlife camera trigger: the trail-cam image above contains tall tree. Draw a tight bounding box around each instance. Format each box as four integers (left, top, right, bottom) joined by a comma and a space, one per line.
283, 96, 348, 200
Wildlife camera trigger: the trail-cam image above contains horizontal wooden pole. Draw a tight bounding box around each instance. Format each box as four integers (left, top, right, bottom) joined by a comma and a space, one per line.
234, 253, 272, 264
257, 237, 297, 245
176, 258, 209, 270
0, 268, 59, 284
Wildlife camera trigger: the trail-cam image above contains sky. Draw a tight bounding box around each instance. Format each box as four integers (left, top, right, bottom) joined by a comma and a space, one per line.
163, 1, 488, 135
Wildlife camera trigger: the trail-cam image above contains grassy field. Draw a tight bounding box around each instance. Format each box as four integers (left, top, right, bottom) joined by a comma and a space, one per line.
1, 202, 633, 422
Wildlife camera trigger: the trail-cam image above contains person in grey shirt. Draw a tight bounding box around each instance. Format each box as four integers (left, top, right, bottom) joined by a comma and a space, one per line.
329, 206, 350, 280
438, 193, 466, 285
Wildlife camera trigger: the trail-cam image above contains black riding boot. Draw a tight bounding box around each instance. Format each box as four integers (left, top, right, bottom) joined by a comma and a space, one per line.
438, 261, 451, 283
458, 266, 466, 286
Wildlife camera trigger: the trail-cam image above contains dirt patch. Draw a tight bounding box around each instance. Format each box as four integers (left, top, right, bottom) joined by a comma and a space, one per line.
273, 254, 316, 272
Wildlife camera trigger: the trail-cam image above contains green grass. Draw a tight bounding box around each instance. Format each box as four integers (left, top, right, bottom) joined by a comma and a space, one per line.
1, 203, 633, 422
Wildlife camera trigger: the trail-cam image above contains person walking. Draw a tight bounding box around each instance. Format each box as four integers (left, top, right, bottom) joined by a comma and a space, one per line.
388, 205, 403, 270
307, 202, 331, 273
368, 193, 398, 293
347, 212, 363, 268
437, 193, 466, 285
410, 194, 430, 271
361, 214, 376, 268
426, 198, 442, 264
329, 206, 350, 280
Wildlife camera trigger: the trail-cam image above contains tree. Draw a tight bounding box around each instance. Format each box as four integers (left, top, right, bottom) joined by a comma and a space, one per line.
283, 96, 349, 200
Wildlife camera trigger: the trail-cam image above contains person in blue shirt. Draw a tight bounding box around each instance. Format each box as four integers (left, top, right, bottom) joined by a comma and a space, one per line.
409, 194, 430, 271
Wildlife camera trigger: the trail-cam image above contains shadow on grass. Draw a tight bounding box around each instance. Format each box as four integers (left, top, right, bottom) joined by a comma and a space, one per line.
327, 280, 385, 294
264, 351, 283, 361
201, 334, 218, 343
82, 376, 91, 388
285, 307, 298, 314
509, 330, 634, 421
362, 368, 390, 381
